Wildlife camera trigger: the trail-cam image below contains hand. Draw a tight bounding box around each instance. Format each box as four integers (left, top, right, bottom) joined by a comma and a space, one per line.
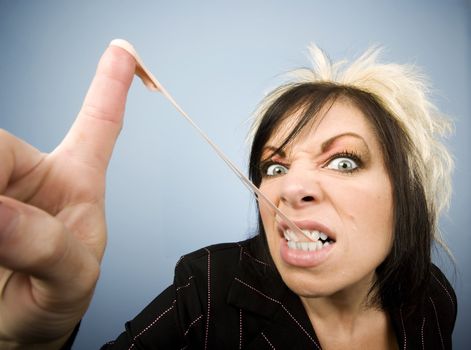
0, 44, 136, 349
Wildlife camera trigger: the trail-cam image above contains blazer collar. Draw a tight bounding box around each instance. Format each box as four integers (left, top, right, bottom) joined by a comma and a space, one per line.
227, 236, 288, 318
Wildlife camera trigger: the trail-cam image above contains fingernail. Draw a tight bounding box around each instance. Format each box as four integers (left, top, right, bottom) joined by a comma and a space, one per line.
0, 201, 19, 236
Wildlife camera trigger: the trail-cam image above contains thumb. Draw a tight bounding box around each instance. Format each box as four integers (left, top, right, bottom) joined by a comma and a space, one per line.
57, 43, 137, 172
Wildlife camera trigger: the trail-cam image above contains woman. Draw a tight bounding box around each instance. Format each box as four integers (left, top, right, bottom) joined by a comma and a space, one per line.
0, 44, 456, 349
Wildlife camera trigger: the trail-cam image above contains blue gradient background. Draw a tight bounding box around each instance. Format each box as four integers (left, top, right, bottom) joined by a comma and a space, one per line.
1, 1, 469, 348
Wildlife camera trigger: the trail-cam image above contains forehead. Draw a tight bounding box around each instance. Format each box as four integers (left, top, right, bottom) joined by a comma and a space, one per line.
266, 99, 380, 150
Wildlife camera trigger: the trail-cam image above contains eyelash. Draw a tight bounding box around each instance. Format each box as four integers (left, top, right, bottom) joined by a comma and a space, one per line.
259, 159, 289, 177
259, 150, 364, 177
324, 150, 364, 174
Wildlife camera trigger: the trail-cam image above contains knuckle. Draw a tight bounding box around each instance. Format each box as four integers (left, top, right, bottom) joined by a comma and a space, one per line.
0, 128, 12, 140
64, 249, 101, 300
0, 129, 14, 152
33, 220, 69, 269
81, 104, 121, 126
79, 258, 101, 292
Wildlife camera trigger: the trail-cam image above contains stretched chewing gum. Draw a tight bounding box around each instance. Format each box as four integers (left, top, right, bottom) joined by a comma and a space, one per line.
109, 39, 304, 237
109, 39, 162, 92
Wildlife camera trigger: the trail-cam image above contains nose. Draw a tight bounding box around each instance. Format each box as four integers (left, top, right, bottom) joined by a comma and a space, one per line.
280, 164, 321, 209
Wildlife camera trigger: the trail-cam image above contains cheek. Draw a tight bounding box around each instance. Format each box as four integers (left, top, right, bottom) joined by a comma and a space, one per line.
329, 175, 394, 240
351, 181, 394, 248
259, 204, 272, 231
350, 186, 392, 220
258, 181, 282, 250
258, 181, 280, 222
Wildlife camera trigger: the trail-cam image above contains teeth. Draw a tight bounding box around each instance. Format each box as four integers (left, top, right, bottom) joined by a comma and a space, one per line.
289, 229, 327, 242
286, 240, 332, 251
301, 230, 311, 240
284, 230, 299, 242
302, 229, 320, 241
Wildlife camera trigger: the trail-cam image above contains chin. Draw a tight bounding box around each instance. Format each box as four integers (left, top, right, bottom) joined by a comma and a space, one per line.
279, 269, 335, 298
288, 283, 335, 300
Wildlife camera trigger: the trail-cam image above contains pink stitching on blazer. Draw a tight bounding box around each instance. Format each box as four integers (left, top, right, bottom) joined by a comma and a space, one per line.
176, 276, 195, 292
236, 242, 269, 266
421, 317, 426, 350
429, 296, 445, 350
127, 303, 175, 350
261, 332, 276, 349
399, 306, 407, 350
234, 278, 320, 348
204, 248, 211, 350
239, 308, 243, 349
234, 277, 280, 304
184, 314, 204, 336
280, 304, 319, 349
431, 272, 455, 309
243, 250, 269, 266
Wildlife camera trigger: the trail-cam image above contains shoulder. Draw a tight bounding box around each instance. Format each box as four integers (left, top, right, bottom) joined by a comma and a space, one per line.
174, 239, 249, 277
178, 240, 246, 264
172, 236, 273, 292
390, 264, 457, 349
420, 264, 457, 349
174, 236, 270, 277
427, 264, 457, 330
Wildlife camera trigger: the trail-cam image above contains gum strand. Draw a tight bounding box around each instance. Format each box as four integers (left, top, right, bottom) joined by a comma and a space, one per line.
109, 39, 304, 237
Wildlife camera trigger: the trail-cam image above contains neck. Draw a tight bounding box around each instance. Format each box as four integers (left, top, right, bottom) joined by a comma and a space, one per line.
300, 273, 379, 328
299, 274, 398, 349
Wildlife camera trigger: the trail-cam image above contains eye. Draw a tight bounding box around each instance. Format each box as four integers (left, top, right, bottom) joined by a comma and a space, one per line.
265, 163, 289, 177
326, 155, 360, 172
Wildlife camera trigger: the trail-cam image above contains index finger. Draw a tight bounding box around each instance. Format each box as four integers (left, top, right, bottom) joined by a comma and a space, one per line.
57, 43, 136, 172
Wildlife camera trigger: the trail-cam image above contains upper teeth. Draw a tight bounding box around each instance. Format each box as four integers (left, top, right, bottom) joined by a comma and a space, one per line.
284, 229, 332, 252
284, 229, 329, 242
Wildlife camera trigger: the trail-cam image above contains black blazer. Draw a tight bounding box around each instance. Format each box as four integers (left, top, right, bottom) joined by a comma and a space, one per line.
100, 237, 457, 349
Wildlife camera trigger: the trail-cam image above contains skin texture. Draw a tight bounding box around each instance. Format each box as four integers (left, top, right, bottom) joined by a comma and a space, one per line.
0, 45, 136, 349
259, 100, 397, 348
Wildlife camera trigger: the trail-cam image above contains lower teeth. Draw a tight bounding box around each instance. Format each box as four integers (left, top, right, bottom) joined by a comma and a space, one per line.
287, 240, 330, 251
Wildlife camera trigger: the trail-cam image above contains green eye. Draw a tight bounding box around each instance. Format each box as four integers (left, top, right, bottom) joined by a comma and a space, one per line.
266, 164, 289, 176
326, 157, 359, 172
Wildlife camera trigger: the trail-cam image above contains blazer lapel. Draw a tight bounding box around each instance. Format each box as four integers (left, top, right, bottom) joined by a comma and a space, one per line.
226, 240, 321, 349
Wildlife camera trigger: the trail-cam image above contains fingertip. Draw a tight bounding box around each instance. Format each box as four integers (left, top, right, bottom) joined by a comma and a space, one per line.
108, 39, 162, 92
109, 38, 134, 53
98, 43, 137, 85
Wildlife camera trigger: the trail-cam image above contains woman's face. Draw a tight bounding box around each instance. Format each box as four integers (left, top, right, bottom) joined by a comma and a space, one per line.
259, 99, 394, 299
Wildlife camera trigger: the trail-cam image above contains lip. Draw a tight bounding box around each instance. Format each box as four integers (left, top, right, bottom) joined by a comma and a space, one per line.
276, 218, 336, 268
280, 239, 334, 267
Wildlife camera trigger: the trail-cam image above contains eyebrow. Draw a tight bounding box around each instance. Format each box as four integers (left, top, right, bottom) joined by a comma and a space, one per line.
320, 132, 370, 153
262, 132, 370, 159
261, 146, 286, 159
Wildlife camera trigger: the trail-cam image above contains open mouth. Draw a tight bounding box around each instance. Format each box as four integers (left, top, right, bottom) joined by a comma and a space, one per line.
284, 229, 335, 252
